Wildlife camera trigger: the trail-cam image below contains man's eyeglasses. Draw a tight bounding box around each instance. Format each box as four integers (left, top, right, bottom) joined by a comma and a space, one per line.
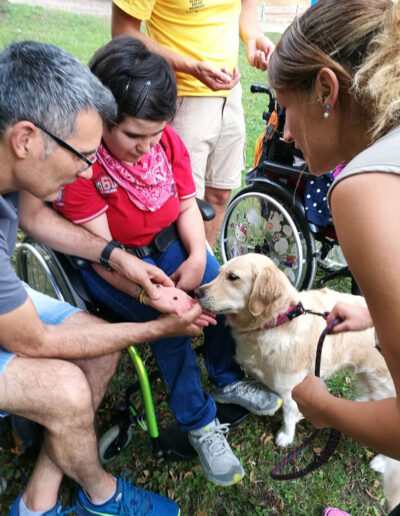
36, 124, 97, 172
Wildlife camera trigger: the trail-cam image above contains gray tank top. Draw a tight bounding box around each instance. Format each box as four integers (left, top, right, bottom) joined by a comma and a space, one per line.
328, 125, 400, 204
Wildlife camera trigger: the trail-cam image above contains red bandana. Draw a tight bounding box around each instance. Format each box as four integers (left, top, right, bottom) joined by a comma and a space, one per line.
96, 141, 173, 212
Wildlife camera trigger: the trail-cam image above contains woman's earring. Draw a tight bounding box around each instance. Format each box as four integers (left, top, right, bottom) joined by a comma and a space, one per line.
324, 103, 330, 119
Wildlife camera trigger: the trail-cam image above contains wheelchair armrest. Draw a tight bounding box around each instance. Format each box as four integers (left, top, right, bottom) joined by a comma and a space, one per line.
196, 198, 215, 221
65, 255, 91, 270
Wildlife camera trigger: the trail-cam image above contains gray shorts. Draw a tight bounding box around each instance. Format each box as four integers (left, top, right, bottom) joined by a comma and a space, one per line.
0, 283, 81, 416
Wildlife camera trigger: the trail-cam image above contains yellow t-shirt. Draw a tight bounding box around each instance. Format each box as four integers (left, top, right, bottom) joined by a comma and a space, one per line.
113, 0, 240, 97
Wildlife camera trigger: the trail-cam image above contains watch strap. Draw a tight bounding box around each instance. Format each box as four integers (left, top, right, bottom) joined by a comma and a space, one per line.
100, 240, 125, 271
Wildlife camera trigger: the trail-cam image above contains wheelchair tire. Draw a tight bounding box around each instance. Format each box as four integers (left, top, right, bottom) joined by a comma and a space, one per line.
220, 184, 317, 290
15, 236, 87, 309
98, 424, 133, 464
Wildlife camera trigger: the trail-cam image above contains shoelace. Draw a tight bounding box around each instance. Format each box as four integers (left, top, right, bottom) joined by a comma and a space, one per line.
233, 380, 261, 398
197, 422, 231, 456
118, 470, 153, 516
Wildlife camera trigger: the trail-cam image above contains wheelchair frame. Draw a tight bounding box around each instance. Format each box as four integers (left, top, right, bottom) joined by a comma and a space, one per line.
220, 84, 359, 294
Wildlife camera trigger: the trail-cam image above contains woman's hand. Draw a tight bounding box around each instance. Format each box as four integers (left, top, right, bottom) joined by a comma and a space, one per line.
170, 256, 206, 292
292, 375, 332, 429
326, 302, 373, 333
145, 285, 217, 324
145, 285, 196, 316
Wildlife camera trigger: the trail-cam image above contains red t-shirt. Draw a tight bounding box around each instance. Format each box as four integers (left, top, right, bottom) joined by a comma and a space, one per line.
54, 125, 196, 247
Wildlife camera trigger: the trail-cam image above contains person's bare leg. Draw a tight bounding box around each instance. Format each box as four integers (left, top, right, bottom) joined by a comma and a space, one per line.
204, 186, 232, 249
65, 311, 121, 410
0, 357, 116, 511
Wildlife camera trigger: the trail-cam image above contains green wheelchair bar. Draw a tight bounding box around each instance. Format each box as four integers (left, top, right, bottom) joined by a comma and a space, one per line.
127, 345, 159, 439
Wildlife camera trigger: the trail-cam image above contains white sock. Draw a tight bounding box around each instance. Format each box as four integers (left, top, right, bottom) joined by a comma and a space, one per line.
85, 486, 117, 506
18, 497, 48, 516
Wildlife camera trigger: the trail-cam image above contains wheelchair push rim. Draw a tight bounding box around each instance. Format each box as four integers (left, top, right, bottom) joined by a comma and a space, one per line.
220, 186, 317, 290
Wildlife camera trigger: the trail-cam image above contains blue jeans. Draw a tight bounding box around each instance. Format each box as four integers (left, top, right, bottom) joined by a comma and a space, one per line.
81, 240, 244, 431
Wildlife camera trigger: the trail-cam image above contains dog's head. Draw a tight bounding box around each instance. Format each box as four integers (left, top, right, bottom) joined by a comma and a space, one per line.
197, 254, 298, 327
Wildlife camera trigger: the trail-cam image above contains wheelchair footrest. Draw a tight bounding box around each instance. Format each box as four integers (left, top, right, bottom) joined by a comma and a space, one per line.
158, 423, 196, 462
216, 402, 252, 428
158, 403, 251, 462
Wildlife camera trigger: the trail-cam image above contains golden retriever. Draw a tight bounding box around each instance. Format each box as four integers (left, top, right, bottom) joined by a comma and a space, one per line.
197, 254, 399, 510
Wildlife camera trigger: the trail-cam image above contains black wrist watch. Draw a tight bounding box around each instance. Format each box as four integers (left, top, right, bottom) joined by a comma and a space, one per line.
100, 240, 125, 271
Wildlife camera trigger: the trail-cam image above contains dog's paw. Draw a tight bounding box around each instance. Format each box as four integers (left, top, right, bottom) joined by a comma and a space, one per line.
275, 429, 294, 447
370, 454, 386, 474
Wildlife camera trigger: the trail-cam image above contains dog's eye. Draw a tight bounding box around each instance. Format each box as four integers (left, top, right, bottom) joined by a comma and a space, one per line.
227, 273, 240, 281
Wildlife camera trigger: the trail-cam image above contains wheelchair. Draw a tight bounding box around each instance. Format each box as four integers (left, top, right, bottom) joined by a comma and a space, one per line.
14, 199, 250, 464
220, 84, 360, 295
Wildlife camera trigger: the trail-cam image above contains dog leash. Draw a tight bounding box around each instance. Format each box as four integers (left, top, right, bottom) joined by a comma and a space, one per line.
270, 317, 342, 480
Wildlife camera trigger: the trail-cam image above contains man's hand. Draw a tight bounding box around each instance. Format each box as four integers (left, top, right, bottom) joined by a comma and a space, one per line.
110, 250, 174, 301
157, 303, 216, 338
326, 302, 373, 334
246, 36, 275, 70
192, 62, 241, 91
146, 285, 196, 316
292, 375, 332, 429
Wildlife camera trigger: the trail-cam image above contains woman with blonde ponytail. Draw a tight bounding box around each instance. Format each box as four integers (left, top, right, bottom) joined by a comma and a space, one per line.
268, 1, 400, 514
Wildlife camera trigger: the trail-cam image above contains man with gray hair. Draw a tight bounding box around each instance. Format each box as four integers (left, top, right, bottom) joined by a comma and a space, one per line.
0, 40, 209, 516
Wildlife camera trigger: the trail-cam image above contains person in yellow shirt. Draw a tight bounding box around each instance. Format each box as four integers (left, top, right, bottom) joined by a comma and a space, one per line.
112, 0, 274, 248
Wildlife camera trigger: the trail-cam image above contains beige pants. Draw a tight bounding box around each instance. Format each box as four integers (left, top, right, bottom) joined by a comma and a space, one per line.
170, 83, 246, 198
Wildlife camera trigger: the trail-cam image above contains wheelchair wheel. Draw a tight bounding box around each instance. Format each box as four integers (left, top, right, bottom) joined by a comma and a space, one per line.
98, 424, 134, 464
15, 236, 87, 309
220, 184, 317, 290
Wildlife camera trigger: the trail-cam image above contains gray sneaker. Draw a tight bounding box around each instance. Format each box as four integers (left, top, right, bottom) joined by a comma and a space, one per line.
188, 418, 245, 486
212, 379, 282, 416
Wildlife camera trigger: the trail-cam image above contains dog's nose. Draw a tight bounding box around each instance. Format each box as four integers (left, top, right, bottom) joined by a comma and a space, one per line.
195, 286, 206, 299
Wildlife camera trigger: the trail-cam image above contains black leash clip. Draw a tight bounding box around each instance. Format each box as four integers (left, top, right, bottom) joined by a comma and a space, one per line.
287, 303, 305, 320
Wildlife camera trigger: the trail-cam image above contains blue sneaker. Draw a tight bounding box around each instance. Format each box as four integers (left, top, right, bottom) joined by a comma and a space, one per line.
9, 494, 71, 515
74, 471, 180, 515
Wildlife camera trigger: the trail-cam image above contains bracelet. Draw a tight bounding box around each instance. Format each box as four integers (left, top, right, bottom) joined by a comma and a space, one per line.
133, 284, 147, 305
100, 240, 125, 271
139, 288, 146, 305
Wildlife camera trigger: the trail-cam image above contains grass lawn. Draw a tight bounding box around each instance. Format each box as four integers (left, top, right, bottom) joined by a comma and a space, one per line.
0, 2, 388, 515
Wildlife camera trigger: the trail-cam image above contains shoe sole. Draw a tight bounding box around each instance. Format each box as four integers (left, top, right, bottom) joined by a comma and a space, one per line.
206, 471, 245, 487
212, 398, 283, 416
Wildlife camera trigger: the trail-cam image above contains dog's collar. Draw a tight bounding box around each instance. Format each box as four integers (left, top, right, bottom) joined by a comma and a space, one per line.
237, 302, 329, 333
261, 302, 306, 330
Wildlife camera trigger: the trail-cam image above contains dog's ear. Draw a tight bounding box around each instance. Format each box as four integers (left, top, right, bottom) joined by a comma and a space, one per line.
249, 265, 281, 316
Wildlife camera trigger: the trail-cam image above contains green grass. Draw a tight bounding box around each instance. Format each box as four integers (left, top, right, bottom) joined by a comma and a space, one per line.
0, 1, 110, 63
0, 3, 388, 515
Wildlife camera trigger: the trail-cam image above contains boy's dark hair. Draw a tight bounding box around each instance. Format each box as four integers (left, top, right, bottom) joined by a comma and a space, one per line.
89, 36, 177, 125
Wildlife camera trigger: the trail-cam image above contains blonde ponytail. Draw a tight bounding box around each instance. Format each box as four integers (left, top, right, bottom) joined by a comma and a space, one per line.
354, 1, 400, 139
268, 0, 396, 143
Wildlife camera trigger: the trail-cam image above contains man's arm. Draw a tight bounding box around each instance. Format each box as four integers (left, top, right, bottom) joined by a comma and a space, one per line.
0, 295, 207, 359
111, 3, 240, 91
239, 0, 275, 70
79, 212, 206, 317
19, 191, 174, 297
